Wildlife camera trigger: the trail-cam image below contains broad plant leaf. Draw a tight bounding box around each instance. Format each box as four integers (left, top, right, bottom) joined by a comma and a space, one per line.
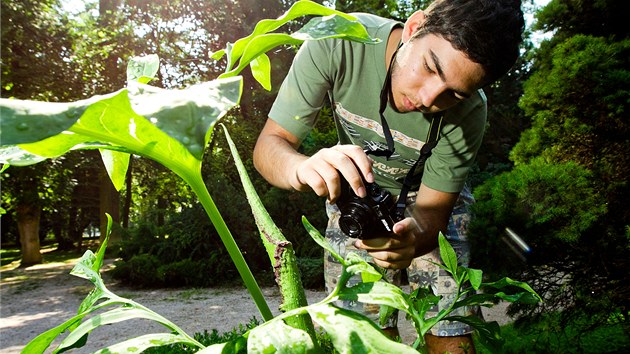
302, 216, 344, 264
223, 0, 366, 70
0, 145, 46, 166
92, 333, 199, 354
218, 0, 378, 88
0, 92, 117, 145
438, 233, 459, 276
306, 303, 418, 354
1, 76, 242, 181
293, 14, 375, 42
55, 308, 182, 353
126, 54, 160, 84
467, 267, 483, 290
99, 149, 130, 191
128, 77, 242, 160
247, 320, 316, 354
250, 54, 272, 91
337, 281, 409, 313
0, 77, 242, 167
482, 277, 542, 301
344, 252, 382, 283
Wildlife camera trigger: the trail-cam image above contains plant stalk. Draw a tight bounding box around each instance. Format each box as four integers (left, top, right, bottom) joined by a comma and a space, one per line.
187, 173, 273, 322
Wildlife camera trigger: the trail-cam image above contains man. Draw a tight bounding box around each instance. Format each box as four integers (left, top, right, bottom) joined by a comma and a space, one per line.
253, 0, 524, 352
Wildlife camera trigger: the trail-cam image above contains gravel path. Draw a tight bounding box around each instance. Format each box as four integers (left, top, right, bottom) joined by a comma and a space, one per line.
0, 257, 511, 353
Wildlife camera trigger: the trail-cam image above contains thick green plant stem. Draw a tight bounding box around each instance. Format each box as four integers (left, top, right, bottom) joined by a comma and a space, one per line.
187, 173, 273, 322
221, 125, 316, 340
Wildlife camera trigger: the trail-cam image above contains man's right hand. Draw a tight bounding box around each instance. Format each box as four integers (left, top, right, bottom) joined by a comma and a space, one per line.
254, 119, 373, 202
292, 144, 374, 202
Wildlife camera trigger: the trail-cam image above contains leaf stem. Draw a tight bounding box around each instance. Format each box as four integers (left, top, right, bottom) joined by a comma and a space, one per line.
186, 173, 273, 321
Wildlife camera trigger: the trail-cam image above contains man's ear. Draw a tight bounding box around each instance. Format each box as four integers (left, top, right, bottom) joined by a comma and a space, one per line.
402, 10, 426, 42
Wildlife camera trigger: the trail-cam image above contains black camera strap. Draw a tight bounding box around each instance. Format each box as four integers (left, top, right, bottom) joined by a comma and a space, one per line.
393, 114, 442, 218
366, 41, 444, 219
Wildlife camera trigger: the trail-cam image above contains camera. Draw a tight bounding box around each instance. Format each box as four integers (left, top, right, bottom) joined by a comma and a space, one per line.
336, 171, 403, 240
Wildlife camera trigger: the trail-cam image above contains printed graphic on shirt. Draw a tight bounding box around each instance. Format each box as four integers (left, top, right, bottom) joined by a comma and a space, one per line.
334, 102, 430, 182
334, 102, 429, 152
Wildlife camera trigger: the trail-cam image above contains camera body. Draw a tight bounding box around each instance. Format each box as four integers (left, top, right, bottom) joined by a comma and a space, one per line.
336, 173, 403, 240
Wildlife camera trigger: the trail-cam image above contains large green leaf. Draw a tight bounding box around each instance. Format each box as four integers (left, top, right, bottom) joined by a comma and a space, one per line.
99, 149, 130, 191
438, 233, 458, 276
218, 1, 378, 88
55, 308, 182, 353
293, 14, 376, 42
128, 77, 242, 160
0, 77, 242, 168
92, 333, 200, 354
0, 92, 117, 145
222, 0, 364, 69
126, 54, 160, 84
337, 281, 410, 313
247, 320, 316, 354
250, 53, 272, 91
0, 145, 46, 166
483, 277, 542, 302
344, 252, 382, 283
306, 303, 417, 354
302, 216, 344, 264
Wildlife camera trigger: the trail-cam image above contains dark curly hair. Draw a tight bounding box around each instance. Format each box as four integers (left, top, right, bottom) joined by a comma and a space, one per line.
413, 0, 525, 84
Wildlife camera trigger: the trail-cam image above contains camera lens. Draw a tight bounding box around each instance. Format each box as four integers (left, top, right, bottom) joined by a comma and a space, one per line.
339, 204, 372, 238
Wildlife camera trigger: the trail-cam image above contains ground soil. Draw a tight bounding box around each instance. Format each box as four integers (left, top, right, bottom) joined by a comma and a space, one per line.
0, 255, 512, 353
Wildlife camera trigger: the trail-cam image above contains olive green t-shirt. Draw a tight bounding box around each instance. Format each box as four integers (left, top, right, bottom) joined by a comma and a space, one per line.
269, 13, 487, 194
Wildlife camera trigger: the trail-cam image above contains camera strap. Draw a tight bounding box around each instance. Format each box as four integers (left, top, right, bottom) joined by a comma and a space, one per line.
394, 114, 443, 218
366, 41, 444, 219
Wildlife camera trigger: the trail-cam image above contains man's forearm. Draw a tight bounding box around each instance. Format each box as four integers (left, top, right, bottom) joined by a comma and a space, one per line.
253, 132, 307, 191
410, 184, 459, 257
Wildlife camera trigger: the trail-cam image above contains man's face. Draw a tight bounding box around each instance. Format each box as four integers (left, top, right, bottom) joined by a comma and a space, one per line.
390, 33, 486, 114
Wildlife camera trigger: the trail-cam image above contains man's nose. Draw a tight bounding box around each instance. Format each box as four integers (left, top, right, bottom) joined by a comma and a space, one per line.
418, 79, 447, 108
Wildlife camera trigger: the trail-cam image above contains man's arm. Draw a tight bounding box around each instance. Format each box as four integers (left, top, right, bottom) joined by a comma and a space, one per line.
253, 118, 374, 202
356, 183, 458, 269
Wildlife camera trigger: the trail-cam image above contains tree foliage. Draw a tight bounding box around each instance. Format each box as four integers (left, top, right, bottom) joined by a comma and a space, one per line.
469, 0, 630, 334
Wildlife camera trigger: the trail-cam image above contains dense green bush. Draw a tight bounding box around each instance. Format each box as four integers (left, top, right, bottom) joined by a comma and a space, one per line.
468, 157, 629, 331
296, 257, 324, 290
477, 311, 630, 354
111, 203, 244, 287
469, 157, 606, 273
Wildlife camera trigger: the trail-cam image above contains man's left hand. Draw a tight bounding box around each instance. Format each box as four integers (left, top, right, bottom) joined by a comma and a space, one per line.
354, 217, 419, 269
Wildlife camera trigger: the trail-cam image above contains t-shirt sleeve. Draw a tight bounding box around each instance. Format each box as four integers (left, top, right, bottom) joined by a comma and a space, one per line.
422, 91, 488, 193
268, 39, 335, 142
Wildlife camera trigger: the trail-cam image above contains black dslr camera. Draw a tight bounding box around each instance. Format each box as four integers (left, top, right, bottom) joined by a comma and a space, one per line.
336, 171, 404, 240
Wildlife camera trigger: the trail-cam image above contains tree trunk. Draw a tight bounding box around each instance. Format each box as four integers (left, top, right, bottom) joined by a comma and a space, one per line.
99, 168, 120, 245
16, 204, 42, 266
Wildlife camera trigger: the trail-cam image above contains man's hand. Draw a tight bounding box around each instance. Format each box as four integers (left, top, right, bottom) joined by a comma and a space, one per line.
254, 119, 374, 202
291, 144, 373, 202
354, 217, 421, 269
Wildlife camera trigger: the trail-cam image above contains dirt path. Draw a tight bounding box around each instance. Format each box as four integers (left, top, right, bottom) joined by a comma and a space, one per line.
0, 257, 511, 353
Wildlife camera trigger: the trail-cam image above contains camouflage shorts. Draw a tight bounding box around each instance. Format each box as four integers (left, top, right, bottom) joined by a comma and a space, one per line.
324, 184, 480, 336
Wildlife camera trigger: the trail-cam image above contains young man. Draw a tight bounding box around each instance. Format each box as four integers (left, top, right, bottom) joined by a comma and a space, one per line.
254, 0, 524, 352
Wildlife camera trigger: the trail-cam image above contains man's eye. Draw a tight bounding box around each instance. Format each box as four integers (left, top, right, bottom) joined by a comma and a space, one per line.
424, 61, 435, 74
